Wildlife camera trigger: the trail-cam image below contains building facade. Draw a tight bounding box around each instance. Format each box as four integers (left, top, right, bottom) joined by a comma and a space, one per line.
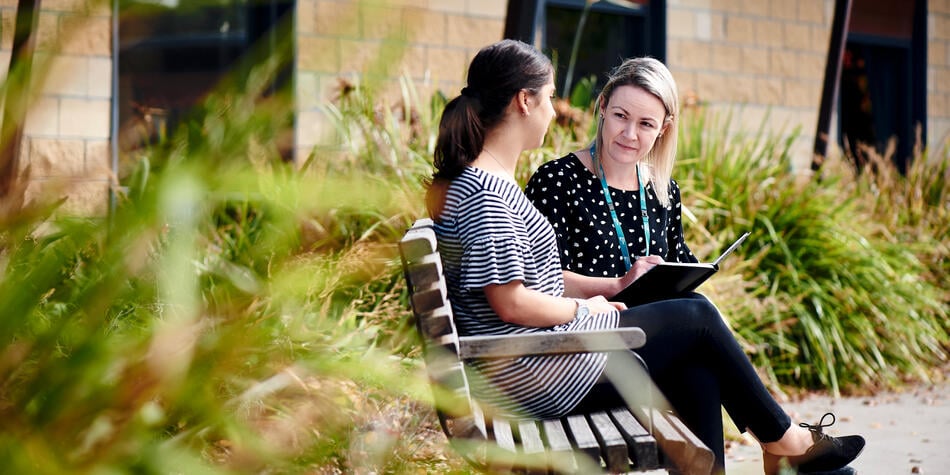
2, 0, 948, 214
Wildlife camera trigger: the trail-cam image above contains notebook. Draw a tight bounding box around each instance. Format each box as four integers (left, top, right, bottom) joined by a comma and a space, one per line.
610, 232, 750, 306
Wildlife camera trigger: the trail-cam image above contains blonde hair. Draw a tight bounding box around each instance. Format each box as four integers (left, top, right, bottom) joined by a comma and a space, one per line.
592, 57, 679, 207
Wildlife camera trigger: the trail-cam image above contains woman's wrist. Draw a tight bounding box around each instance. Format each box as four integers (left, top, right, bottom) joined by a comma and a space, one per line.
614, 275, 630, 295
572, 298, 590, 320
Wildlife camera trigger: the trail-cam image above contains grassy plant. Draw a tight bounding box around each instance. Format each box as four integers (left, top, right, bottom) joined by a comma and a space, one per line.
0, 46, 456, 472
842, 144, 950, 301
676, 107, 949, 395
2, 17, 949, 472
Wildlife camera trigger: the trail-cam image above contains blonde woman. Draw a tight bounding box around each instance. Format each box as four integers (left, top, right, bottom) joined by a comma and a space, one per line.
525, 57, 866, 474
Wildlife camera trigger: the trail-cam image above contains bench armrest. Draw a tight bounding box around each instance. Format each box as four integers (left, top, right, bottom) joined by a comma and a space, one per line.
457, 328, 645, 359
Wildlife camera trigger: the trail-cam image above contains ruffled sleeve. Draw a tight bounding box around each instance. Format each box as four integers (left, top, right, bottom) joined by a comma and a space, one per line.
455, 190, 532, 290
459, 234, 529, 290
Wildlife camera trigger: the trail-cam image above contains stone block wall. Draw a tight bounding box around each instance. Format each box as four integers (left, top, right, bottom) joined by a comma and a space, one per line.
2, 0, 946, 218
1, 0, 112, 216
667, 0, 950, 166
294, 0, 506, 162
666, 0, 835, 168
929, 0, 950, 157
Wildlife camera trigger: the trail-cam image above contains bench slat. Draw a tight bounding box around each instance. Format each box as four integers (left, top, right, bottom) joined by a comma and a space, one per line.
493, 417, 516, 451
645, 407, 688, 471
491, 417, 517, 472
405, 259, 442, 291
410, 286, 447, 316
458, 328, 646, 358
541, 419, 578, 473
641, 408, 715, 475
418, 312, 453, 341
517, 420, 549, 475
588, 411, 630, 473
661, 409, 716, 474
518, 420, 545, 455
610, 407, 660, 470
565, 414, 602, 467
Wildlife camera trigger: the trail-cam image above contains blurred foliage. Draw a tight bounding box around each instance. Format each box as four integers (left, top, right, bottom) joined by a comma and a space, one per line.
0, 20, 452, 474
568, 74, 598, 109
1, 8, 948, 473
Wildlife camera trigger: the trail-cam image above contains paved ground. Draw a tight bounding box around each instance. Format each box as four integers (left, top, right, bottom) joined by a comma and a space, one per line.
724, 375, 950, 474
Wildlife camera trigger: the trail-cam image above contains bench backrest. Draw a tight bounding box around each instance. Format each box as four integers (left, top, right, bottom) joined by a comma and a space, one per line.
398, 218, 488, 442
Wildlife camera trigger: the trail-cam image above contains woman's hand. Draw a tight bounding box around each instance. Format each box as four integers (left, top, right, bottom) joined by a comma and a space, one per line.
581, 295, 627, 314
619, 255, 665, 288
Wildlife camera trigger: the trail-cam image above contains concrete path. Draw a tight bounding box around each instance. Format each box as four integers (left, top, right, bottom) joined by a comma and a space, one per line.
724, 376, 950, 474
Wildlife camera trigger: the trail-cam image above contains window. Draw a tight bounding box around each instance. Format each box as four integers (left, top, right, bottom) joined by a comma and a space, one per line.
505, 0, 665, 99
115, 0, 294, 178
838, 0, 926, 172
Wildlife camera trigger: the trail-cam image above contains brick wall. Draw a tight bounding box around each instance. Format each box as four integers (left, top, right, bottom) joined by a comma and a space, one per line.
1, 0, 112, 216
666, 0, 834, 169
930, 0, 950, 156
2, 0, 945, 217
667, 0, 950, 166
295, 0, 506, 162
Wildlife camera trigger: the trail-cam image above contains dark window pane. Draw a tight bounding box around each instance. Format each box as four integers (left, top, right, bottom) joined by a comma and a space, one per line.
117, 0, 294, 174
544, 4, 649, 97
839, 0, 925, 172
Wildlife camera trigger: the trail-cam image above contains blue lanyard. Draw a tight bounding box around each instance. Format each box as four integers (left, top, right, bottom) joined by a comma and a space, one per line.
589, 145, 650, 271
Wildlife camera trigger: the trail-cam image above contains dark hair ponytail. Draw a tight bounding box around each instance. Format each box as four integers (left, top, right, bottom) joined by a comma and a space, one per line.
432, 95, 484, 180
426, 39, 552, 219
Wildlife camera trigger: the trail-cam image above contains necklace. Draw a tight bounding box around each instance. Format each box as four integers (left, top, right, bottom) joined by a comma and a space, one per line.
483, 148, 514, 180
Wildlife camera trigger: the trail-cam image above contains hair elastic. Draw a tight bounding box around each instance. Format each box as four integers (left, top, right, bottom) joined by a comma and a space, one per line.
460, 87, 479, 99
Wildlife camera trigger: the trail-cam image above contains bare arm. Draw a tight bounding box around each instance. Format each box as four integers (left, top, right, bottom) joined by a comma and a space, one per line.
562, 271, 625, 299
483, 281, 621, 327
562, 256, 665, 299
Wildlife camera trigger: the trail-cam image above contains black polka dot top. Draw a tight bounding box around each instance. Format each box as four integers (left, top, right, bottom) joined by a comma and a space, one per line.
525, 153, 697, 278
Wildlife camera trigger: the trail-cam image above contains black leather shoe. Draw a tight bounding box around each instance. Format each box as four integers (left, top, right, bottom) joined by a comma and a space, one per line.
764, 413, 866, 474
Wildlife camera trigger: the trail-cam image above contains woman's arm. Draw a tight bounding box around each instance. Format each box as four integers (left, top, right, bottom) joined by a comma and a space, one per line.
561, 270, 625, 299
561, 256, 665, 299
483, 280, 621, 327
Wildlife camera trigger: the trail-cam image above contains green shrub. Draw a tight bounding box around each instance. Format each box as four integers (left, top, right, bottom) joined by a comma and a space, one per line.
674, 107, 949, 395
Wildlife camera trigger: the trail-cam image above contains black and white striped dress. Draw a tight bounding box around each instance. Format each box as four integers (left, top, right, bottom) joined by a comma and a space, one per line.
433, 167, 619, 419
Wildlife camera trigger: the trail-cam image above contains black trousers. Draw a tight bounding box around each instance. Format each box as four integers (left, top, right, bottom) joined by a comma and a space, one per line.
571, 293, 791, 472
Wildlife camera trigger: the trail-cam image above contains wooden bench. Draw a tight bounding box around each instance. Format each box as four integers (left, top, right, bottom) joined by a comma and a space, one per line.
399, 218, 715, 474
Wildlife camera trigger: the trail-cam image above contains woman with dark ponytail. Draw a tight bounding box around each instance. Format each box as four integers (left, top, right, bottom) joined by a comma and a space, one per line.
427, 39, 623, 420
426, 41, 863, 475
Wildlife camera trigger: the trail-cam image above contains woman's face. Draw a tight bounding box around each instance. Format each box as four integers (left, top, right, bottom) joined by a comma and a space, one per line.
599, 84, 668, 165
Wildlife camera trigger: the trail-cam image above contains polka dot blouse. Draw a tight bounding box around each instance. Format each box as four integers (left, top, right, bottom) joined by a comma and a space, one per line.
525, 153, 697, 278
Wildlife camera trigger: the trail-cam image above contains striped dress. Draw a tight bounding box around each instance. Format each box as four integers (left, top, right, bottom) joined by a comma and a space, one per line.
433, 167, 620, 419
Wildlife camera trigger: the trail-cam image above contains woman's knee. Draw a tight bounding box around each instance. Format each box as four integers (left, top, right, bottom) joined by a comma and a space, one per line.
620, 295, 728, 336
677, 295, 723, 328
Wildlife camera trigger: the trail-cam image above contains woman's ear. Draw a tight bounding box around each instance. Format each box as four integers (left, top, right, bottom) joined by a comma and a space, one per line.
517, 90, 531, 116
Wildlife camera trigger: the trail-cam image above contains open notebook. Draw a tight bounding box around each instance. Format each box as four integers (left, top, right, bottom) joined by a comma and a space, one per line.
611, 232, 751, 306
